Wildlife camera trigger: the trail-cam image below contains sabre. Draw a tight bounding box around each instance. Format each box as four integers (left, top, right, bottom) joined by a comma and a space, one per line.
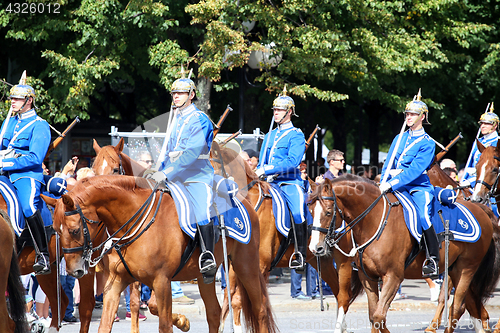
316, 256, 324, 311
462, 103, 490, 181
56, 233, 62, 328
381, 118, 406, 184
155, 104, 175, 170
218, 212, 234, 332
259, 117, 275, 166
438, 210, 450, 329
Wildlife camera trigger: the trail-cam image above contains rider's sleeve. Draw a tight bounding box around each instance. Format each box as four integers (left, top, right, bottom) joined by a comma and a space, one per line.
161, 113, 213, 180
257, 131, 271, 168
262, 130, 305, 176
2, 120, 50, 171
388, 138, 435, 192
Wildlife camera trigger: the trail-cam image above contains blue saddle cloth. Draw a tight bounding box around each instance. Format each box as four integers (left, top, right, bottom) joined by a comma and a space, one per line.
267, 184, 291, 237
394, 187, 481, 243
166, 177, 252, 244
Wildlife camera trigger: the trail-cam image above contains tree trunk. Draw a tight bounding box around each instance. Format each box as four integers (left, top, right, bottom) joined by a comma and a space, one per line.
196, 76, 212, 115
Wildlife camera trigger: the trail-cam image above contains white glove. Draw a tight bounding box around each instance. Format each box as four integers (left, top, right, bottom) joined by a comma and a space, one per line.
460, 179, 471, 187
255, 168, 265, 177
146, 171, 167, 183
379, 182, 392, 194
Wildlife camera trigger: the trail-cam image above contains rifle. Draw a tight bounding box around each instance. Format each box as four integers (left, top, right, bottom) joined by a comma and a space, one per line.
213, 105, 233, 137
305, 125, 320, 152
44, 117, 80, 159
435, 132, 463, 164
221, 130, 242, 146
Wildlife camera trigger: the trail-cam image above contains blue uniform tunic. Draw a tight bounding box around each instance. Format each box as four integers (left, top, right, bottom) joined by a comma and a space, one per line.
381, 128, 436, 230
158, 104, 214, 226
462, 131, 499, 186
258, 121, 306, 224
0, 109, 50, 217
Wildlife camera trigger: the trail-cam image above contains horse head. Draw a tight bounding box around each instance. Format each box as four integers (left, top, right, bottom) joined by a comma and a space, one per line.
93, 138, 148, 176
471, 140, 500, 204
42, 187, 100, 278
210, 142, 259, 191
308, 175, 382, 257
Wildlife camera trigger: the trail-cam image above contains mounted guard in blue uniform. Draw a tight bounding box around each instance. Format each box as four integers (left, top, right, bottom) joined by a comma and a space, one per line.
147, 70, 217, 283
461, 103, 499, 188
256, 86, 308, 272
379, 90, 440, 278
0, 73, 51, 275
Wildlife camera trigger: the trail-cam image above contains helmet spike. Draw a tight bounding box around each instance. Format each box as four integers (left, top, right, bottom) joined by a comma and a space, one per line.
490, 102, 495, 113
180, 65, 185, 78
416, 88, 422, 101
19, 70, 27, 85
282, 85, 287, 97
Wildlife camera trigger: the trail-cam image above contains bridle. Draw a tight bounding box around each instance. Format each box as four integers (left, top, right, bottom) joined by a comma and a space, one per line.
61, 182, 162, 270
475, 155, 500, 200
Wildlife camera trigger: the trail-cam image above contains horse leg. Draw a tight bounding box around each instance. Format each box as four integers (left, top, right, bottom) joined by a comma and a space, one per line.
358, 275, 381, 333
152, 278, 174, 333
147, 289, 190, 331
444, 269, 475, 333
463, 287, 490, 333
97, 276, 127, 333
331, 254, 353, 333
77, 272, 96, 333
36, 271, 69, 331
198, 279, 221, 333
220, 265, 244, 333
371, 274, 401, 333
425, 277, 454, 333
129, 281, 141, 333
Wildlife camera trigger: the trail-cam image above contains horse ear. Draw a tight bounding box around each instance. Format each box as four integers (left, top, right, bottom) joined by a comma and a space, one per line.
93, 139, 101, 154
115, 138, 125, 154
40, 194, 58, 208
477, 139, 486, 153
62, 194, 76, 211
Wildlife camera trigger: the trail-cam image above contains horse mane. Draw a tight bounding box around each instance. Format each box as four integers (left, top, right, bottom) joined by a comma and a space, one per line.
69, 176, 151, 205
309, 174, 377, 203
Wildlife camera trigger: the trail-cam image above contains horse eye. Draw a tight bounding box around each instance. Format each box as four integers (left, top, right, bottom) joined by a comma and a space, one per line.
325, 211, 332, 217
113, 168, 120, 174
493, 168, 499, 173
70, 228, 80, 237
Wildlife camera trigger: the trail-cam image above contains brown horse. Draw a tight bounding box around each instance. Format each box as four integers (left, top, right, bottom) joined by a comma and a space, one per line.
0, 196, 101, 332
309, 175, 500, 333
43, 175, 277, 333
427, 162, 471, 199
470, 140, 500, 205
210, 142, 361, 333
0, 210, 28, 333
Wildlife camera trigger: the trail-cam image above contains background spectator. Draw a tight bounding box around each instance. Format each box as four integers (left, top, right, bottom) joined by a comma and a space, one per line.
244, 149, 259, 171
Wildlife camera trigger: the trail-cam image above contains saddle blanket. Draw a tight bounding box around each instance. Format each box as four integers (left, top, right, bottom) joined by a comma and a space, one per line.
166, 180, 252, 244
268, 184, 292, 237
0, 175, 24, 236
394, 189, 481, 243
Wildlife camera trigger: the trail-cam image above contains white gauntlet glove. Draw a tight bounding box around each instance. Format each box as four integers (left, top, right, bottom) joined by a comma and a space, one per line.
146, 171, 167, 183
459, 179, 471, 187
379, 182, 392, 194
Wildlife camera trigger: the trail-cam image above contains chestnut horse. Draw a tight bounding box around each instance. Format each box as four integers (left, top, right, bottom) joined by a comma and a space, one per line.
468, 141, 500, 333
0, 210, 28, 333
43, 176, 277, 333
0, 197, 101, 333
210, 143, 361, 333
309, 175, 500, 333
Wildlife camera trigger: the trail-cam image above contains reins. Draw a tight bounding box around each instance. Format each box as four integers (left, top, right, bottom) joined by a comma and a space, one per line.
62, 182, 162, 278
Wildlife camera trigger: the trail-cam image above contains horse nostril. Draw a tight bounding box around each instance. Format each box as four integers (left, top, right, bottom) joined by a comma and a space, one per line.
73, 269, 85, 279
316, 246, 324, 255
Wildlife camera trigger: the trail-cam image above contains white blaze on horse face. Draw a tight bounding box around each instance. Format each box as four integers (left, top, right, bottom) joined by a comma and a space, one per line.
99, 158, 108, 175
472, 161, 489, 201
309, 202, 324, 253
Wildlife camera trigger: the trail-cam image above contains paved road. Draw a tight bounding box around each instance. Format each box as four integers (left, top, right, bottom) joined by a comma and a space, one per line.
43, 271, 500, 332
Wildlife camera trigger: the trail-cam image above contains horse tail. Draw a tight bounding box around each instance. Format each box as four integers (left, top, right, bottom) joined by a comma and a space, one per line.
349, 268, 365, 305
469, 219, 500, 312
239, 272, 279, 333
7, 248, 29, 333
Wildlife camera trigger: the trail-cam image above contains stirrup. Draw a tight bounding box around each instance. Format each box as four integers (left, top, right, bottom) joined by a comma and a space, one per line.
33, 255, 51, 275
289, 251, 305, 271
422, 257, 438, 278
199, 251, 217, 274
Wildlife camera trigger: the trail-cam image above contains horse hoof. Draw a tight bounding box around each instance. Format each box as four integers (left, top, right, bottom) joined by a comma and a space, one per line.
424, 325, 437, 333
174, 314, 190, 332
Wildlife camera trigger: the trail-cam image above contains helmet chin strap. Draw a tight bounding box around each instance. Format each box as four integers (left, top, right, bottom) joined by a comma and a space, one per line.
172, 90, 193, 110
13, 96, 30, 115
276, 109, 291, 125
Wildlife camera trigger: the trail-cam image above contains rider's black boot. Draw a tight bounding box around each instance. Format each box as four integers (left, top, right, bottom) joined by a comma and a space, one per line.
290, 221, 307, 273
198, 222, 217, 284
422, 225, 440, 278
26, 210, 51, 275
